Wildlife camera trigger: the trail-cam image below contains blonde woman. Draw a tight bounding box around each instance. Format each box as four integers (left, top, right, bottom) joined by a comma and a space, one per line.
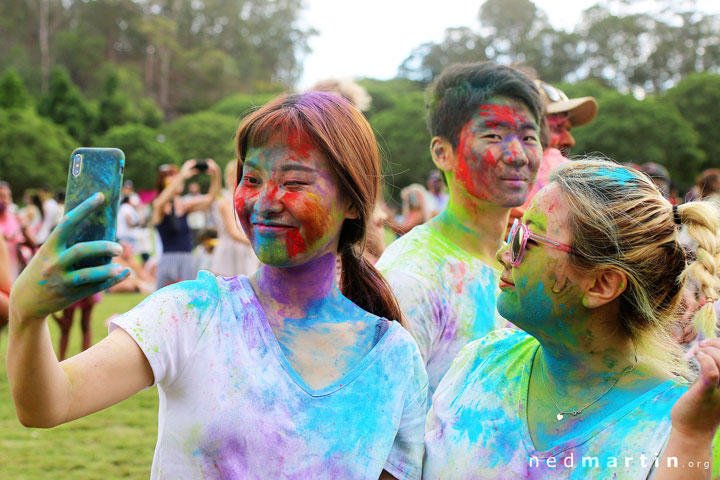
424, 159, 720, 479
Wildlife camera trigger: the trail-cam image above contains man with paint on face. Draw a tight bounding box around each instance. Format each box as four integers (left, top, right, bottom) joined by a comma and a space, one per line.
376, 62, 544, 401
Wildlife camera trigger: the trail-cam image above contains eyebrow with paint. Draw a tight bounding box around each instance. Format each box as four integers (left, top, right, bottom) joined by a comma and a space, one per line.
279, 164, 318, 173
483, 120, 538, 131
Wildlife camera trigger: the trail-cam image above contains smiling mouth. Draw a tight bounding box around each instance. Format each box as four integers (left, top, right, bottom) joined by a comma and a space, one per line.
252, 222, 295, 231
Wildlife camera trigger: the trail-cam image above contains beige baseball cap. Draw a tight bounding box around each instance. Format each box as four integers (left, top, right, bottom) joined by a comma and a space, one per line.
535, 81, 599, 127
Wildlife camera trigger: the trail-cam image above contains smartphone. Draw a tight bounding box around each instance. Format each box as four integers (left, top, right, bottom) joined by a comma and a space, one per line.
64, 148, 125, 269
195, 159, 209, 172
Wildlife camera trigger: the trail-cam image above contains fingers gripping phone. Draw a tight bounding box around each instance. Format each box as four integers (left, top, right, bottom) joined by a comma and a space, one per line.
64, 148, 125, 269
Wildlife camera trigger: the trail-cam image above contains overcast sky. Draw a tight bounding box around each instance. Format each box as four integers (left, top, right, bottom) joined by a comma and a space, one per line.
298, 0, 720, 88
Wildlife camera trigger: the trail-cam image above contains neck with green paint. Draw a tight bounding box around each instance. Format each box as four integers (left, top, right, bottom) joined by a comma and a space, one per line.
428, 182, 508, 267
529, 296, 637, 392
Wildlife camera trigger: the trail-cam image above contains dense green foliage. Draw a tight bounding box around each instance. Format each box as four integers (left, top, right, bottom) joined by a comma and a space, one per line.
162, 111, 239, 166
95, 124, 179, 191
38, 66, 96, 143
0, 108, 76, 193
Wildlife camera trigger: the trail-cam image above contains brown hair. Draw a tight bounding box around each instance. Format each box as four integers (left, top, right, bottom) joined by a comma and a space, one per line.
234, 92, 404, 324
552, 158, 720, 378
154, 164, 178, 193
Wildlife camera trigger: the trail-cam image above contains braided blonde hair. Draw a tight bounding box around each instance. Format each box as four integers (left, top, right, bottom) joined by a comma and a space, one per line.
552, 158, 720, 378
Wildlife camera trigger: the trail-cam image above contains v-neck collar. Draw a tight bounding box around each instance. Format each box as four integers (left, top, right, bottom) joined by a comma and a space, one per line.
518, 343, 683, 458
237, 275, 397, 397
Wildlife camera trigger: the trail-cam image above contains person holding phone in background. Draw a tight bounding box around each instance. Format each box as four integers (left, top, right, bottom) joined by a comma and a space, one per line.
6, 92, 427, 479
152, 159, 221, 289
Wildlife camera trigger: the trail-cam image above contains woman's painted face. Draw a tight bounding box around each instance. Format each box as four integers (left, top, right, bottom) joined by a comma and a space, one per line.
235, 136, 353, 267
496, 183, 584, 329
453, 96, 542, 208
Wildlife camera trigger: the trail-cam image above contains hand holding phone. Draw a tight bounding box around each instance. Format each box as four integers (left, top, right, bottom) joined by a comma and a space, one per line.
10, 193, 129, 321
64, 147, 125, 269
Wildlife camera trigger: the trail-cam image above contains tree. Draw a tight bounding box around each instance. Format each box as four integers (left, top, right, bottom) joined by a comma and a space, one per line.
0, 108, 76, 193
162, 111, 239, 165
95, 123, 179, 191
210, 92, 280, 119
38, 66, 95, 143
360, 79, 432, 204
0, 68, 32, 110
570, 92, 704, 189
663, 73, 720, 173
95, 71, 139, 135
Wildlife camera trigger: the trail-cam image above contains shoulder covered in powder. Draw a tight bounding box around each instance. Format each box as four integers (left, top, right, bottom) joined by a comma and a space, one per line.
445, 329, 531, 380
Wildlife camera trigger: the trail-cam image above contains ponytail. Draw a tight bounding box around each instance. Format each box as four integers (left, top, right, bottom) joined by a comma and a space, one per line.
678, 201, 720, 338
340, 249, 404, 326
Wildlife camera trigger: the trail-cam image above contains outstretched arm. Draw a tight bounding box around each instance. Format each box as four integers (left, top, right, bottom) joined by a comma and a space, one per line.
654, 338, 720, 479
6, 193, 153, 428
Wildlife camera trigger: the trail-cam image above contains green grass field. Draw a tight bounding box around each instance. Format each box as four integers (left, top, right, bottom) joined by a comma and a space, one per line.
0, 292, 158, 479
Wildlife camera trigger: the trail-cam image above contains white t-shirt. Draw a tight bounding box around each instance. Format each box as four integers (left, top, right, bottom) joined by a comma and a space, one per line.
116, 202, 139, 246
37, 197, 59, 243
111, 272, 428, 479
376, 224, 503, 401
424, 329, 688, 480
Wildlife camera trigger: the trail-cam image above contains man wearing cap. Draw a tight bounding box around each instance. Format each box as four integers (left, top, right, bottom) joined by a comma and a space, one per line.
508, 81, 599, 228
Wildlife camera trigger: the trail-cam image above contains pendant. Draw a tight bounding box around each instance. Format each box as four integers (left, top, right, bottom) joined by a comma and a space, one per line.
556, 413, 564, 421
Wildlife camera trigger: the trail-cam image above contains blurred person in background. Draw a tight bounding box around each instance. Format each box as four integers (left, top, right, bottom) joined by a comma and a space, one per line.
426, 169, 449, 216
184, 181, 208, 246
152, 159, 221, 289
0, 235, 11, 339
385, 184, 433, 236
210, 160, 259, 277
0, 180, 34, 279
640, 162, 674, 202
117, 195, 140, 250
52, 293, 100, 360
106, 240, 155, 295
687, 168, 720, 203
19, 191, 43, 238
35, 184, 58, 244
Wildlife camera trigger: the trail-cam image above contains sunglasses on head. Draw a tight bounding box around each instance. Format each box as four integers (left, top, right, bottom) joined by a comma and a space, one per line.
508, 218, 578, 267
537, 82, 569, 104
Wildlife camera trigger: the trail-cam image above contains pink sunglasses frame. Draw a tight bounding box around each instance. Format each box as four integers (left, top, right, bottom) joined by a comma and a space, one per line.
508, 218, 578, 267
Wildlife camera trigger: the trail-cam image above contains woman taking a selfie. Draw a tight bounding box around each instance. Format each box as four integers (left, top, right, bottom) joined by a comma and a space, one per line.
423, 159, 720, 479
7, 92, 427, 480
152, 158, 221, 289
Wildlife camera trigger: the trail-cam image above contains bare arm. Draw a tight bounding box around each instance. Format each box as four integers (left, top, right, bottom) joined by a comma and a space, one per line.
5, 193, 153, 428
378, 471, 397, 480
654, 339, 720, 480
184, 159, 222, 213
152, 159, 201, 225
218, 197, 250, 246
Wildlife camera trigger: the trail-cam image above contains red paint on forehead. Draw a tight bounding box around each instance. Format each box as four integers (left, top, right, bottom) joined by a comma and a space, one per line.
479, 104, 528, 129
286, 130, 315, 160
285, 229, 307, 257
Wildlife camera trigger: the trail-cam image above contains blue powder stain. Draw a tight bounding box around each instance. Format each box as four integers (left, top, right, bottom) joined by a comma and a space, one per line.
37, 279, 47, 286
592, 167, 636, 185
